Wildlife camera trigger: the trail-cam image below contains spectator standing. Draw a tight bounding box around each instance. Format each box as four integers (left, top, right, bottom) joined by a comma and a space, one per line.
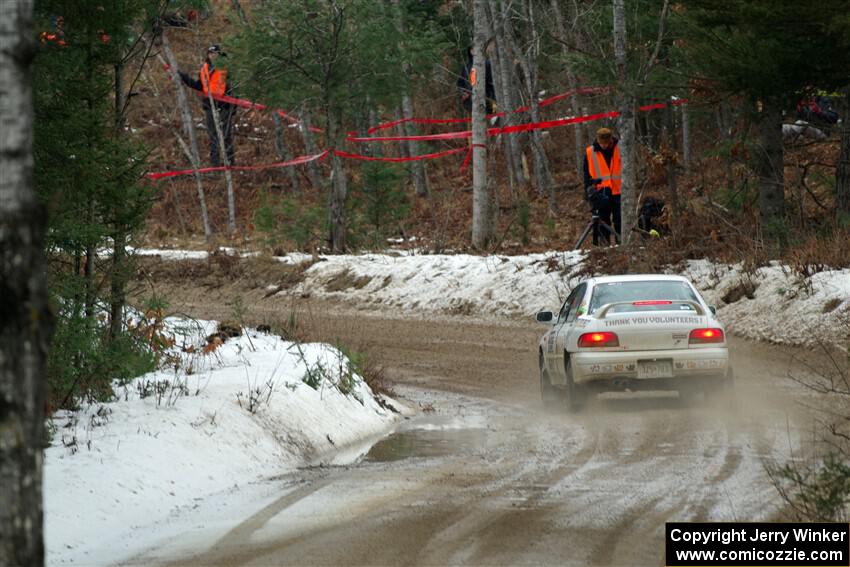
178, 44, 236, 166
583, 127, 622, 245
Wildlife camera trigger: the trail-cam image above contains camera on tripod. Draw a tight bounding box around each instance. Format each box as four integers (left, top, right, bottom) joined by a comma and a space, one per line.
584, 178, 610, 212
573, 178, 619, 249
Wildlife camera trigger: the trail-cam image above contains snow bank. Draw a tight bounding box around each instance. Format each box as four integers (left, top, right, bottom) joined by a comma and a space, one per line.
284, 252, 849, 346
293, 251, 586, 316
682, 260, 850, 346
134, 247, 850, 345
45, 318, 402, 566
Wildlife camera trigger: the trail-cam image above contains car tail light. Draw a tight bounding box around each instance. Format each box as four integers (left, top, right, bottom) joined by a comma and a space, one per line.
632, 300, 672, 306
578, 331, 619, 348
689, 328, 724, 344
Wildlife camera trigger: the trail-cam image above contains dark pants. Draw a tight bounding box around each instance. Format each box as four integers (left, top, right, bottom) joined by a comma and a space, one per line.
205, 103, 235, 167
611, 194, 621, 238
592, 192, 622, 245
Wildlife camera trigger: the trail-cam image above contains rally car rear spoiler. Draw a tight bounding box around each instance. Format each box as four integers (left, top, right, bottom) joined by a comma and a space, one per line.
595, 300, 705, 319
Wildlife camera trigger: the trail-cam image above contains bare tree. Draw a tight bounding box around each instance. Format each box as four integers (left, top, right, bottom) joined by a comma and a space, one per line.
272, 113, 301, 191
299, 106, 324, 191
393, 0, 429, 198
327, 108, 349, 252
757, 98, 786, 247
680, 100, 691, 171
550, 0, 586, 182
489, 0, 526, 191
836, 86, 850, 218
472, 0, 495, 249
205, 92, 238, 235
160, 36, 212, 240
614, 0, 636, 247
1, 1, 53, 565
500, 0, 554, 210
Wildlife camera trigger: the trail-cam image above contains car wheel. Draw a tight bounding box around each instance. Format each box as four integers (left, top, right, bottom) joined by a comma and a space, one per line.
564, 355, 586, 412
540, 355, 559, 410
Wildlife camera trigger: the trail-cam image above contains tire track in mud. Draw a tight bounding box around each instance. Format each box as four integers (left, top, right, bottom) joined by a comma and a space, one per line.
411, 426, 601, 565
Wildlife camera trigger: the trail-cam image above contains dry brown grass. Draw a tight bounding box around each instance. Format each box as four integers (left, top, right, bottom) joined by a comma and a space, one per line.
784, 228, 850, 279
136, 253, 315, 291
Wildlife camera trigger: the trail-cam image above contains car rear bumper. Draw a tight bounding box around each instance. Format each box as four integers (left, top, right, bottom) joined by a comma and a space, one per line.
571, 347, 729, 387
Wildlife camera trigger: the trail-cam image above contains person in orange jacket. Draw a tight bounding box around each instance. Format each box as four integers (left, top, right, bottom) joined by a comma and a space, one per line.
582, 127, 622, 245
178, 44, 236, 166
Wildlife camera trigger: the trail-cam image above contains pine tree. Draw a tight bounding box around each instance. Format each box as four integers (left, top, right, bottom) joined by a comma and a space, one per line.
233, 1, 399, 252
33, 0, 163, 406
678, 0, 850, 250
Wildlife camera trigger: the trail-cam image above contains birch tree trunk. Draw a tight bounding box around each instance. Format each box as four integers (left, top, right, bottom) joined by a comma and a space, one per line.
160, 37, 212, 240
501, 1, 553, 208
835, 87, 850, 218
400, 95, 429, 197
206, 93, 237, 234
0, 2, 53, 564
472, 0, 495, 249
757, 98, 786, 250
272, 113, 300, 191
550, 0, 585, 182
490, 0, 526, 190
614, 0, 636, 247
485, 1, 514, 197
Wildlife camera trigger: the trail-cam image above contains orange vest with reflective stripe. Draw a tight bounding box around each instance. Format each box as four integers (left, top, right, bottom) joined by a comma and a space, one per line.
586, 144, 622, 195
200, 62, 227, 97
469, 67, 478, 87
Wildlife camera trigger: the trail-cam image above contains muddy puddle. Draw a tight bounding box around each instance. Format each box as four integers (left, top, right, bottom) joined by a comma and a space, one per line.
364, 426, 488, 462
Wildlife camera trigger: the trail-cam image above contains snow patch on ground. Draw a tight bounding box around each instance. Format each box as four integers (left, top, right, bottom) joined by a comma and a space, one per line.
287, 251, 848, 346
293, 251, 586, 316
45, 319, 403, 566
683, 260, 850, 346
132, 247, 848, 344
134, 247, 849, 345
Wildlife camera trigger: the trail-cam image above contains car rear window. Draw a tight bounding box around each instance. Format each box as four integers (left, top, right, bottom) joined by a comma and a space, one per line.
589, 281, 700, 314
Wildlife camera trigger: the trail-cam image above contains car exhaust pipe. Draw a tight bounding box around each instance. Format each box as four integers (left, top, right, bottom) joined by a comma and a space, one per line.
612, 378, 634, 391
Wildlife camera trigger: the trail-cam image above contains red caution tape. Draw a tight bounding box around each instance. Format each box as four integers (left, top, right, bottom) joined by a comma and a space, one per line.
349, 99, 687, 143
145, 151, 329, 180
180, 82, 325, 134
145, 148, 470, 180
459, 143, 487, 173
364, 86, 613, 135
332, 147, 468, 162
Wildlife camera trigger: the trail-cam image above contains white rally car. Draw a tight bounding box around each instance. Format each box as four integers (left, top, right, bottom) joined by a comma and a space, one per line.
536, 274, 733, 410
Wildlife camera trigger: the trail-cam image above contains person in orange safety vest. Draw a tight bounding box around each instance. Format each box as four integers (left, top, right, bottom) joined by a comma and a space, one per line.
457, 46, 496, 115
582, 127, 622, 245
178, 44, 236, 166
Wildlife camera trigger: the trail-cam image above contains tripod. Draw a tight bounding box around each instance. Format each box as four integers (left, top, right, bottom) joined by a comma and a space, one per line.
573, 209, 620, 250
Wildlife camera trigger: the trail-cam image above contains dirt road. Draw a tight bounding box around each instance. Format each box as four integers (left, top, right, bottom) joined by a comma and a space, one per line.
116, 284, 823, 567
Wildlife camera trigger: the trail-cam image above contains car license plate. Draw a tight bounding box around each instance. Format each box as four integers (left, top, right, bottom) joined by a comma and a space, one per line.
637, 360, 673, 379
